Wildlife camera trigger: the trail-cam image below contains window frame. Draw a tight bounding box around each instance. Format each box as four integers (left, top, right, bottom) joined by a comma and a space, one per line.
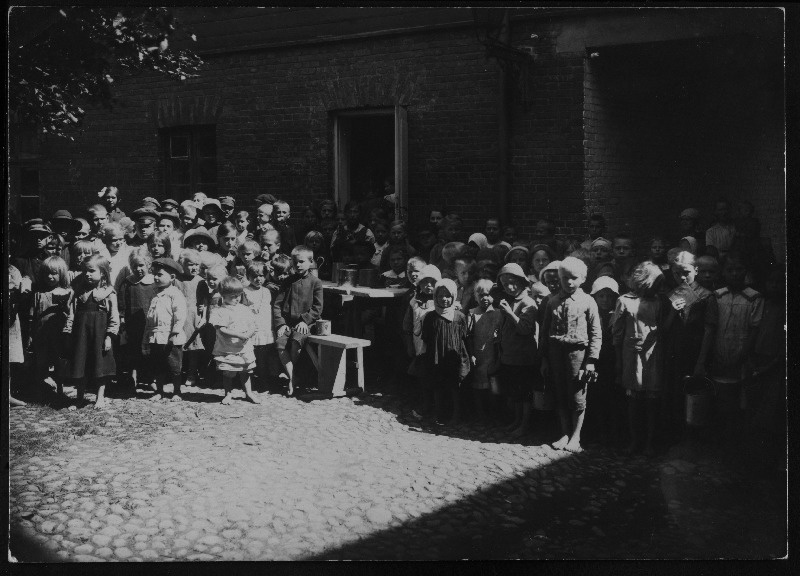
162, 124, 217, 201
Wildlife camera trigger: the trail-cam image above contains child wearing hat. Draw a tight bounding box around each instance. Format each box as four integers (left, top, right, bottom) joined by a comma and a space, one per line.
142, 258, 188, 401
218, 196, 235, 222
540, 257, 602, 453
201, 199, 225, 239
496, 262, 540, 439
588, 275, 622, 446
128, 207, 159, 248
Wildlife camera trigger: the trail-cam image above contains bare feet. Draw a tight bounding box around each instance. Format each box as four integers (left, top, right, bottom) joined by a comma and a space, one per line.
10, 395, 27, 407
221, 394, 233, 405
564, 438, 583, 453
552, 435, 569, 450
150, 394, 162, 401
170, 394, 183, 402
93, 398, 106, 410
245, 393, 261, 405
287, 385, 295, 397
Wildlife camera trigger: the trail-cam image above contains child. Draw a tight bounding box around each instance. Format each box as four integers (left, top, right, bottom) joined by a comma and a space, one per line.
118, 247, 157, 391
147, 230, 171, 261
259, 229, 282, 259
382, 246, 411, 288
504, 245, 530, 275
428, 214, 463, 266
529, 244, 555, 307
320, 218, 337, 250
581, 213, 607, 250
242, 260, 274, 389
415, 228, 438, 261
466, 279, 503, 423
100, 222, 130, 290
300, 206, 321, 239
589, 276, 621, 446
379, 221, 417, 272
678, 236, 698, 255
69, 239, 102, 282
180, 203, 199, 232
429, 208, 446, 230
219, 196, 236, 222
216, 222, 239, 264
157, 211, 183, 259
128, 208, 157, 247
200, 199, 225, 238
696, 254, 720, 291
255, 203, 274, 236
9, 265, 28, 405
503, 225, 517, 246
695, 252, 763, 444
453, 257, 477, 311
403, 264, 442, 420
705, 198, 736, 260
612, 233, 636, 293
29, 256, 72, 399
331, 200, 375, 262
197, 264, 228, 367
209, 276, 260, 405
268, 253, 293, 296
371, 219, 390, 268
612, 261, 670, 456
484, 218, 504, 249
86, 204, 109, 238
63, 254, 120, 408
230, 239, 262, 283
98, 185, 126, 223
273, 245, 324, 396
421, 279, 471, 425
272, 200, 297, 252
143, 258, 188, 401
178, 249, 205, 387
648, 236, 670, 272
303, 230, 330, 280
540, 257, 602, 453
234, 210, 251, 247
496, 262, 539, 439
438, 241, 467, 280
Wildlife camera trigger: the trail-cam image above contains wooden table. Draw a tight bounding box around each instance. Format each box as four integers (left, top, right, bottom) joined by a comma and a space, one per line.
321, 281, 407, 338
304, 334, 371, 397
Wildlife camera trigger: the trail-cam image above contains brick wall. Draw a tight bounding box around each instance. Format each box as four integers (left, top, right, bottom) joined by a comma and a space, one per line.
583, 41, 785, 260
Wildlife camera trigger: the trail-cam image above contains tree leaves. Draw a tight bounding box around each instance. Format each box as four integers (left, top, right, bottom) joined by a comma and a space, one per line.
9, 7, 203, 139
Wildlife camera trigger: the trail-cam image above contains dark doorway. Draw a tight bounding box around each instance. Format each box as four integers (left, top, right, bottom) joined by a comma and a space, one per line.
347, 115, 394, 203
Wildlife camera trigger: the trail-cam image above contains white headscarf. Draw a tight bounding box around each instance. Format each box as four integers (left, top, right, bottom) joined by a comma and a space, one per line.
468, 233, 489, 250
433, 278, 458, 321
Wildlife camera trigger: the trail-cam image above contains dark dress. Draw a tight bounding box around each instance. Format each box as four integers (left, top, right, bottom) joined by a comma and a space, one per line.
118, 275, 157, 370
421, 310, 471, 389
66, 289, 118, 380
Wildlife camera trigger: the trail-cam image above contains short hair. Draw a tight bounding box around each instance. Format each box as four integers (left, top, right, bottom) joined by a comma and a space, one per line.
245, 259, 268, 279
406, 256, 427, 275
99, 222, 123, 243
259, 229, 280, 243
588, 213, 606, 225
697, 254, 719, 268
442, 214, 462, 227
129, 246, 153, 268
273, 199, 290, 211
613, 233, 633, 245
218, 275, 244, 298
270, 253, 292, 274
216, 221, 237, 239
486, 217, 502, 227
628, 261, 663, 296
304, 230, 324, 246
178, 248, 201, 267
454, 257, 477, 283
474, 278, 494, 296
319, 199, 337, 212
180, 204, 197, 218
235, 210, 250, 220
237, 239, 261, 259
290, 244, 311, 260
87, 203, 107, 216
82, 254, 112, 287
649, 235, 668, 246
72, 239, 99, 260
75, 217, 91, 231
148, 231, 172, 256
672, 251, 697, 268
388, 245, 410, 261
568, 248, 592, 268
666, 247, 682, 264
199, 250, 221, 270
442, 242, 467, 264
206, 264, 229, 280
39, 256, 70, 289
559, 256, 588, 279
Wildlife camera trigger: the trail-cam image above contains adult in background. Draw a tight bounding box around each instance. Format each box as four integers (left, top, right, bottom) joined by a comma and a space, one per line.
581, 213, 607, 251
704, 198, 736, 260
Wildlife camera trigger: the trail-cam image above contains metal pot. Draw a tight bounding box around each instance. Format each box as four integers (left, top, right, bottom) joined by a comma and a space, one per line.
338, 266, 359, 287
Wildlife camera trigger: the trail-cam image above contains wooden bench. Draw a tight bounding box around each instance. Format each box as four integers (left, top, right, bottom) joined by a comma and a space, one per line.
304, 333, 371, 398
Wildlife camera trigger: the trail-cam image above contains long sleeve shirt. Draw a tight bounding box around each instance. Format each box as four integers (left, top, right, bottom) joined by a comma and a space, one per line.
64, 285, 120, 336
272, 273, 324, 331
540, 288, 602, 362
498, 293, 539, 366
143, 285, 188, 350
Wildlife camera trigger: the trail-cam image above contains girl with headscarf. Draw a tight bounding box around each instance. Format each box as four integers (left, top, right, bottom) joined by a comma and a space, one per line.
421, 278, 471, 425
678, 236, 698, 255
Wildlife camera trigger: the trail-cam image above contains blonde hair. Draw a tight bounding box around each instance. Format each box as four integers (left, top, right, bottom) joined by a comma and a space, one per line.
629, 261, 663, 297
473, 278, 494, 297
559, 256, 588, 279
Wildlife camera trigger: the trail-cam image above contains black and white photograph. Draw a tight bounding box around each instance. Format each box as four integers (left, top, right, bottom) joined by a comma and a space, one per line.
7, 5, 788, 561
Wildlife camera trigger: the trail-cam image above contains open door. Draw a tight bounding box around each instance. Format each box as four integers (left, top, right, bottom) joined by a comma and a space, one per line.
394, 104, 408, 222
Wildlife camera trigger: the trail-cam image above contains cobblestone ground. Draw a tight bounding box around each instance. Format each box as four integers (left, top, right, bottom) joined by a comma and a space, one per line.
9, 382, 786, 561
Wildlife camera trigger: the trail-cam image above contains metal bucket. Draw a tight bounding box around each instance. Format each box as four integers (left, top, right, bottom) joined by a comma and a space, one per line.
683, 376, 715, 427
338, 266, 359, 287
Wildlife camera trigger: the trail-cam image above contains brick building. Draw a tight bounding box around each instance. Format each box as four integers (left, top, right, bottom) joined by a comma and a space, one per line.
8, 7, 785, 257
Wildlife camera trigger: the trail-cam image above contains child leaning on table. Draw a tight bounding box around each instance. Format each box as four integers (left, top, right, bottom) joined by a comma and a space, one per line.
272, 245, 324, 396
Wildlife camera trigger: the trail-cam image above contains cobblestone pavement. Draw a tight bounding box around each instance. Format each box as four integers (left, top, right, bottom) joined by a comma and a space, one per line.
9, 383, 786, 561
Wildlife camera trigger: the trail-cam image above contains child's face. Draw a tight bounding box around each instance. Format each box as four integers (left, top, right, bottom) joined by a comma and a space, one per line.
389, 227, 405, 244
588, 218, 605, 239
185, 260, 201, 277
559, 269, 584, 295
485, 220, 501, 243
722, 258, 747, 290
672, 262, 697, 285
678, 239, 693, 253
478, 262, 498, 281
320, 205, 335, 220
507, 250, 528, 271
714, 202, 731, 223
429, 211, 443, 228
274, 268, 290, 282
194, 240, 210, 253
45, 269, 61, 289
346, 206, 360, 226
235, 216, 249, 233
274, 204, 290, 223
542, 270, 561, 294
84, 262, 102, 286
136, 219, 155, 240
303, 210, 318, 228
306, 236, 322, 253
435, 288, 453, 309
257, 205, 273, 224
106, 231, 125, 255
534, 221, 550, 240
697, 261, 719, 289
45, 240, 59, 256
150, 241, 167, 258
321, 222, 336, 241
76, 250, 94, 268
335, 213, 348, 229
102, 189, 118, 209
262, 234, 280, 256
389, 253, 406, 274
181, 212, 196, 229
153, 267, 174, 289
222, 206, 234, 220
408, 264, 424, 285
418, 232, 436, 251
650, 240, 667, 259
35, 235, 50, 250
443, 222, 462, 243
220, 232, 237, 253
132, 259, 149, 280
222, 293, 241, 306
477, 289, 492, 309
591, 244, 611, 263
455, 263, 471, 287
419, 278, 436, 296
249, 269, 267, 288
206, 271, 224, 291
293, 253, 313, 274
531, 250, 551, 275
503, 227, 516, 244
157, 221, 173, 237
500, 274, 523, 297
374, 226, 389, 245
240, 247, 257, 263
90, 209, 108, 232
193, 193, 206, 204
202, 208, 219, 226
613, 239, 633, 260
593, 288, 617, 313
76, 223, 91, 240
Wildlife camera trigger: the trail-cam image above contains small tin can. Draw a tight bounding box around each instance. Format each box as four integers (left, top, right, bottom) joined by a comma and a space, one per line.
313, 319, 331, 336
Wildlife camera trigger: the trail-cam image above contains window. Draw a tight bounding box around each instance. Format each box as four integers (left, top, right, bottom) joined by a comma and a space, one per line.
333, 106, 408, 220
162, 125, 217, 201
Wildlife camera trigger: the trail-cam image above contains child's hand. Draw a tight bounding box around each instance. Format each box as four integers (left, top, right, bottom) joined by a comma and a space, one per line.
104, 336, 112, 352
19, 277, 32, 294
277, 325, 290, 338
295, 321, 309, 335
498, 299, 513, 315
671, 297, 686, 311
584, 362, 596, 374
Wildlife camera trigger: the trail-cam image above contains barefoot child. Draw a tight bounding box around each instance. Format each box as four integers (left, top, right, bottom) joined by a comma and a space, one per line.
273, 245, 324, 396
421, 279, 471, 425
178, 249, 205, 387
209, 276, 260, 405
241, 260, 274, 388
64, 254, 119, 408
466, 279, 502, 423
403, 264, 441, 419
496, 262, 540, 439
143, 258, 188, 401
540, 257, 602, 453
118, 247, 157, 391
589, 276, 621, 446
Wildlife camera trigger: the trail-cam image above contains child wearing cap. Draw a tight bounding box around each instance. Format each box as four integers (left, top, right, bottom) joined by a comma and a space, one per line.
143, 258, 188, 401
219, 196, 235, 222
540, 257, 602, 453
588, 275, 622, 446
201, 199, 224, 239
496, 262, 540, 439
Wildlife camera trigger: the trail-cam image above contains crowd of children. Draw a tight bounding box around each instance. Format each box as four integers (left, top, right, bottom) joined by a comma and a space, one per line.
8, 191, 784, 460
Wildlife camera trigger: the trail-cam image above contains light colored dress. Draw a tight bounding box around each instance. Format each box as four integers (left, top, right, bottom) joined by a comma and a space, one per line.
209, 303, 256, 372
242, 286, 273, 346
612, 293, 665, 394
